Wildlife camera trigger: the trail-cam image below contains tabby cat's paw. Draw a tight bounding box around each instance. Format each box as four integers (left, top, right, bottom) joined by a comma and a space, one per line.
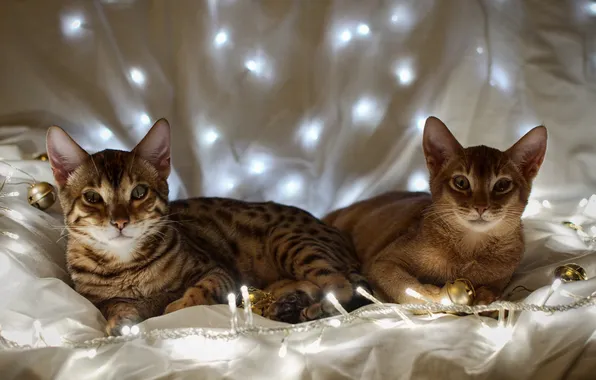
106, 314, 143, 336
265, 291, 314, 324
164, 298, 190, 314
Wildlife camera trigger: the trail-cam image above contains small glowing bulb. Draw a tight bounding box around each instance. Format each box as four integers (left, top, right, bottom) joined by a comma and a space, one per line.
245, 60, 258, 72
284, 180, 300, 196
303, 122, 321, 142
129, 68, 145, 86
240, 285, 249, 298
405, 288, 423, 299
140, 113, 151, 126
278, 339, 288, 358
416, 117, 426, 132
99, 126, 113, 140
397, 68, 414, 85
407, 172, 429, 192
357, 24, 370, 35
227, 293, 236, 308
579, 198, 589, 207
130, 325, 140, 335
203, 129, 219, 144
214, 30, 228, 46
70, 19, 82, 30
328, 318, 341, 328
224, 179, 236, 191
249, 160, 265, 175
354, 99, 372, 118
476, 47, 484, 54
551, 278, 562, 291
542, 200, 552, 209
120, 325, 131, 336
339, 30, 352, 42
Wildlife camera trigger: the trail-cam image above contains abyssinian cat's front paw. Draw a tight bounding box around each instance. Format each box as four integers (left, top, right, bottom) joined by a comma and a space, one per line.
401, 283, 442, 305
106, 314, 143, 336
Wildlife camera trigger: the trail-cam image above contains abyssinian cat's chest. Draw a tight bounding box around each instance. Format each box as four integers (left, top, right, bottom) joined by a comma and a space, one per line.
411, 244, 504, 286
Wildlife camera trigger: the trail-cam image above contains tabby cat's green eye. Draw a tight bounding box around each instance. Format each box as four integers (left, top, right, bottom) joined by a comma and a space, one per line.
131, 185, 148, 200
452, 175, 470, 190
83, 190, 103, 204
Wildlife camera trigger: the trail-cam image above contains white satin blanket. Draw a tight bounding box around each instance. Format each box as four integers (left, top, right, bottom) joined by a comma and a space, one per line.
0, 162, 595, 380
2, 0, 596, 378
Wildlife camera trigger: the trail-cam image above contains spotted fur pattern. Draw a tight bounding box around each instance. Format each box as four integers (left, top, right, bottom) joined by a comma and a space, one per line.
46, 119, 370, 336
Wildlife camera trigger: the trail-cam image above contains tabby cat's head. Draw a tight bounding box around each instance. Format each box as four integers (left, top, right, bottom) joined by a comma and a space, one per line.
422, 117, 547, 233
46, 119, 171, 261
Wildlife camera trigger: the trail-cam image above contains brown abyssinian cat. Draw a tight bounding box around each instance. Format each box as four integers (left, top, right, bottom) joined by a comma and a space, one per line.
324, 116, 547, 305
46, 119, 370, 336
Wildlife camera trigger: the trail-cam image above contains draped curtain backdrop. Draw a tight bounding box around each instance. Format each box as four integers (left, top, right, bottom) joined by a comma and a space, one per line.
1, 0, 596, 215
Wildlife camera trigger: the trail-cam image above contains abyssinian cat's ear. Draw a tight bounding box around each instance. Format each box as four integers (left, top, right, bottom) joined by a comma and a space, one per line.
133, 118, 171, 178
422, 116, 463, 176
506, 126, 547, 180
46, 126, 90, 187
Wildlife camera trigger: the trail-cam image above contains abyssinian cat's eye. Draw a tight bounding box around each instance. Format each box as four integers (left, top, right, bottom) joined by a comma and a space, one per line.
324, 116, 547, 305
46, 119, 370, 336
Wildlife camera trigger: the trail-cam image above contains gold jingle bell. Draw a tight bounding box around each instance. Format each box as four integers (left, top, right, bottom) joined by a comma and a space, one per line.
440, 279, 476, 306
27, 182, 57, 210
242, 287, 276, 316
554, 263, 588, 283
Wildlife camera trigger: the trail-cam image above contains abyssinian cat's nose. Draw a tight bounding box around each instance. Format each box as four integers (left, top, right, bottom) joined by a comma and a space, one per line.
474, 205, 488, 216
111, 218, 129, 231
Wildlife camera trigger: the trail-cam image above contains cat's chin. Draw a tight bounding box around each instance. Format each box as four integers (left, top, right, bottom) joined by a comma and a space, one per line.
109, 235, 135, 245
460, 219, 499, 233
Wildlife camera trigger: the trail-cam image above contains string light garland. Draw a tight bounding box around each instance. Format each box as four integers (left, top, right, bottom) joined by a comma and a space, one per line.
1, 286, 594, 352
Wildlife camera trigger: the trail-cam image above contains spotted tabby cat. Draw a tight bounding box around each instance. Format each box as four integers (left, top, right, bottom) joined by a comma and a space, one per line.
46, 119, 370, 336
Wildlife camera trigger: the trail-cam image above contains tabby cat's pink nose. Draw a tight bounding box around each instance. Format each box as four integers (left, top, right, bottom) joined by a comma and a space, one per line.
111, 219, 129, 230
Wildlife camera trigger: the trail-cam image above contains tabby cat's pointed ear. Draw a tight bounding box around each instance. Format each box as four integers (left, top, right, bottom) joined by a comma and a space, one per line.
133, 118, 171, 178
46, 126, 90, 187
422, 117, 463, 176
506, 126, 547, 180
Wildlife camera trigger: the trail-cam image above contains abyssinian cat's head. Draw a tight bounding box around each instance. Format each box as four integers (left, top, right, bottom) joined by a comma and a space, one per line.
422, 116, 547, 233
46, 119, 171, 261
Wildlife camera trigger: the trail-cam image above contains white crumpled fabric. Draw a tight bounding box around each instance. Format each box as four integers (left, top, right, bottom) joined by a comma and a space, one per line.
1, 0, 596, 378
0, 191, 595, 380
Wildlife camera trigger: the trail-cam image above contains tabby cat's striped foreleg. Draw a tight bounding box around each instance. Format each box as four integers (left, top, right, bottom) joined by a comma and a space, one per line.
269, 228, 356, 318
262, 279, 322, 323
164, 267, 238, 314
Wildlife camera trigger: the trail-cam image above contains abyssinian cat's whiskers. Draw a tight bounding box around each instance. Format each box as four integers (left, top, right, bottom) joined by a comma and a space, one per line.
324, 116, 547, 306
